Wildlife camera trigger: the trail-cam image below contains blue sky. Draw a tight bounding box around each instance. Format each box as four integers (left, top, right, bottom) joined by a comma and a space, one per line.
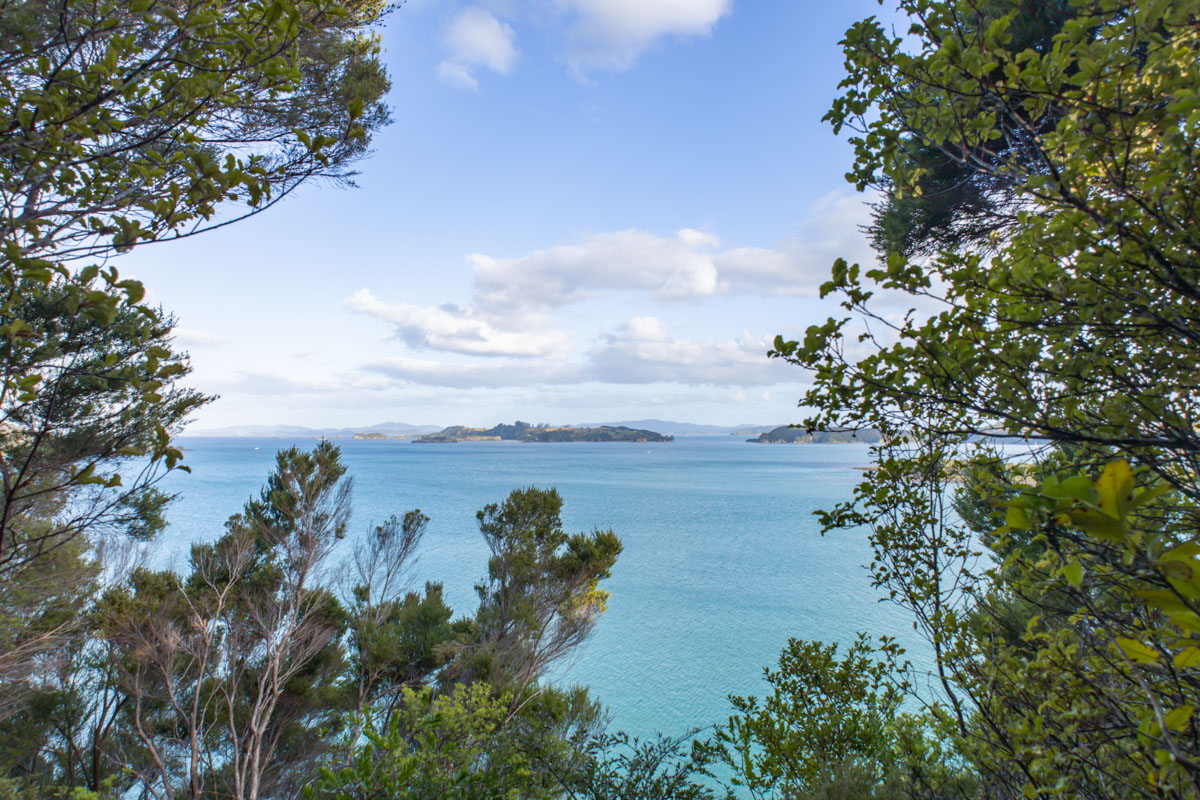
123, 0, 898, 430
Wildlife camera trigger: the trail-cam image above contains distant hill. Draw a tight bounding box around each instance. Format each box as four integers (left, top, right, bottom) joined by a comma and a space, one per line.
749, 426, 882, 444
416, 421, 672, 443
573, 419, 781, 436
185, 421, 441, 438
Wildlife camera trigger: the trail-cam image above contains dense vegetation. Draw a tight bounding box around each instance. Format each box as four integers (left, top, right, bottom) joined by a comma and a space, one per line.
748, 0, 1200, 797
415, 421, 673, 443
749, 427, 882, 444
3, 0, 1199, 797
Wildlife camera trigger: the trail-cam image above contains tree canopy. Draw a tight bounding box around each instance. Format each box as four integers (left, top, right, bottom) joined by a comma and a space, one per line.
756, 0, 1200, 797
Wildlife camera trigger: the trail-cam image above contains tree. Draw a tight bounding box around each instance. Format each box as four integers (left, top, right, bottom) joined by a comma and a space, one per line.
345, 510, 458, 724
449, 487, 622, 722
788, 0, 1200, 486
98, 443, 352, 800
769, 0, 1200, 796
0, 0, 392, 578
0, 0, 391, 746
0, 288, 205, 576
555, 730, 732, 800
0, 291, 204, 772
307, 683, 531, 800
703, 636, 904, 799
0, 0, 390, 267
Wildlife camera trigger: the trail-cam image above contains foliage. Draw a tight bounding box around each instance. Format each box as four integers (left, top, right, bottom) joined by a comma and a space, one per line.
766, 0, 1200, 797
972, 461, 1200, 796
0, 285, 206, 575
559, 730, 731, 800
0, 3, 392, 767
307, 684, 518, 800
0, 442, 636, 799
0, 0, 391, 580
784, 0, 1200, 483
95, 442, 353, 800
703, 635, 903, 798
450, 487, 623, 712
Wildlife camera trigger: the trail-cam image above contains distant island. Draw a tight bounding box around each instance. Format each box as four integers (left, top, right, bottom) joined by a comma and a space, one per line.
352, 432, 419, 440
571, 419, 780, 436
749, 426, 882, 444
416, 421, 673, 443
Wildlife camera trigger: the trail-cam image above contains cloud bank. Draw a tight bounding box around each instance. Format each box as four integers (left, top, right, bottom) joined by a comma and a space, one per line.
361, 315, 789, 389
345, 193, 874, 396
350, 192, 873, 363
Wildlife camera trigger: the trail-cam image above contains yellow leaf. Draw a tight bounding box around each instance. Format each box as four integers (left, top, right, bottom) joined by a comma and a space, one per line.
1174, 648, 1200, 669
1114, 637, 1159, 664
1097, 460, 1134, 520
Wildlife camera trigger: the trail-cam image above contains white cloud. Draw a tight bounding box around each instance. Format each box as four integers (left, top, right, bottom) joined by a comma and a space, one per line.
437, 60, 480, 90
587, 316, 788, 385
346, 289, 569, 358
347, 192, 875, 368
361, 317, 790, 388
173, 328, 228, 348
466, 192, 874, 314
439, 7, 518, 89
562, 0, 733, 72
470, 226, 723, 315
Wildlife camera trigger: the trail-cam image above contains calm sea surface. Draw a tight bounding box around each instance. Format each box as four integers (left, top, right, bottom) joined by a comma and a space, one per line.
160, 435, 918, 737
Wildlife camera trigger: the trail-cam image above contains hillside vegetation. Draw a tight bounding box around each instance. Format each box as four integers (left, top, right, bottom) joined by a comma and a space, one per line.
416, 421, 673, 443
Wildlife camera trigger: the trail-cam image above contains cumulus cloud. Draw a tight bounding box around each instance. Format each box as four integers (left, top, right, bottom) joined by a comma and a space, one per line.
470, 226, 723, 315
438, 7, 518, 90
348, 192, 875, 365
467, 192, 874, 313
346, 289, 570, 358
562, 0, 733, 72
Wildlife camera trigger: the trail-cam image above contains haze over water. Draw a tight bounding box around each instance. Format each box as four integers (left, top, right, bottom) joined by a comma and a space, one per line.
161, 435, 918, 736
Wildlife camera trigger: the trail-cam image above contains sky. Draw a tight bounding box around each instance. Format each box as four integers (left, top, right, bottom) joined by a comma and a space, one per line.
120, 0, 901, 431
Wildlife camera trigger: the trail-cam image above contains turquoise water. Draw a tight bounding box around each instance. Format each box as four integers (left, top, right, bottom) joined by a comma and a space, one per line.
161, 435, 917, 737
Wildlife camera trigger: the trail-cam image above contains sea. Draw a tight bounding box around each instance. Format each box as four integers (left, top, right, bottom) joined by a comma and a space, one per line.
159, 435, 920, 738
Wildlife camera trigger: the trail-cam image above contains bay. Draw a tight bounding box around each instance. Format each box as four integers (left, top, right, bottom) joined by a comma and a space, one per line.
159, 435, 917, 737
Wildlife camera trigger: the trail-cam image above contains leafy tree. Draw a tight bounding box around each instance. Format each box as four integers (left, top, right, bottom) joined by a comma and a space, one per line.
787, 0, 1200, 484
449, 487, 623, 720
559, 731, 732, 800
768, 0, 1200, 796
345, 510, 459, 724
307, 683, 519, 800
97, 443, 353, 800
702, 635, 903, 799
0, 287, 205, 576
0, 0, 392, 577
864, 0, 1074, 259
0, 290, 203, 785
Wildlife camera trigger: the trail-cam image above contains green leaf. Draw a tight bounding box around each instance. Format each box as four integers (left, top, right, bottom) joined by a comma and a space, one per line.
1164, 704, 1194, 732
1062, 560, 1083, 588
1069, 508, 1126, 542
1114, 637, 1159, 664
